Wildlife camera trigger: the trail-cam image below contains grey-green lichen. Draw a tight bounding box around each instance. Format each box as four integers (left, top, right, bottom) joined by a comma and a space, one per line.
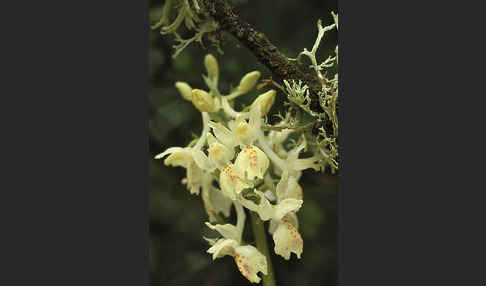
284, 14, 339, 173
151, 0, 221, 58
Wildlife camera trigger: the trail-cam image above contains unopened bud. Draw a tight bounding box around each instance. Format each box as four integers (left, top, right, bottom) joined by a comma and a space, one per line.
174, 82, 193, 101
204, 54, 219, 80
237, 71, 261, 94
192, 89, 219, 112
251, 90, 276, 116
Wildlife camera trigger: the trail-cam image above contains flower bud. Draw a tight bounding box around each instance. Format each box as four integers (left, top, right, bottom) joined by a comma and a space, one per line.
191, 89, 219, 113
174, 81, 193, 101
204, 54, 219, 80
237, 71, 261, 94
250, 90, 276, 116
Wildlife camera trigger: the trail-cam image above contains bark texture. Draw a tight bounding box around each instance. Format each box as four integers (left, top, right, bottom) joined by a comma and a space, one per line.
200, 0, 324, 114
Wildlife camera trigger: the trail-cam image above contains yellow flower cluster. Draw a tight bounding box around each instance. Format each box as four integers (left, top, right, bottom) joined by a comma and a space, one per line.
155, 54, 321, 283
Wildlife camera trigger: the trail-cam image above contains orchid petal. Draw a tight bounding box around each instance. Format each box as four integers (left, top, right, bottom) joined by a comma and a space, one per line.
219, 164, 249, 200
273, 217, 303, 260
234, 245, 268, 283
207, 238, 238, 260
234, 145, 269, 181
274, 198, 303, 220
209, 121, 237, 149
205, 222, 240, 242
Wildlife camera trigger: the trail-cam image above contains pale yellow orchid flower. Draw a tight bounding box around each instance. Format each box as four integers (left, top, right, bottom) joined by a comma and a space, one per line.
205, 202, 268, 284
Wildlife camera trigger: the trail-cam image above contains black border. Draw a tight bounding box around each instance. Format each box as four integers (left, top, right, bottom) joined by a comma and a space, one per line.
339, 0, 484, 285
3, 0, 482, 285
3, 0, 149, 285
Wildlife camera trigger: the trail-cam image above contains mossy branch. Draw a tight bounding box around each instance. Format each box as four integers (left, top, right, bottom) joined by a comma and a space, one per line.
199, 0, 324, 114
198, 0, 338, 169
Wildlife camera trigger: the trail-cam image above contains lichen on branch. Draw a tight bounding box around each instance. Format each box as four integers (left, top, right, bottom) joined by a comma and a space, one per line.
198, 0, 324, 109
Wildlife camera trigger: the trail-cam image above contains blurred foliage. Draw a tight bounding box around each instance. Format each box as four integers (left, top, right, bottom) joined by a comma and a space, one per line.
149, 0, 338, 285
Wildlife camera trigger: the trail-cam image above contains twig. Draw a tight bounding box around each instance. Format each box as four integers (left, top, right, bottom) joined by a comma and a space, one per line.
199, 0, 324, 115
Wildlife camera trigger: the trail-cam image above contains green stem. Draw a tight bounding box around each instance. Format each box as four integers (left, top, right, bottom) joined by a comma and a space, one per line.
250, 211, 276, 286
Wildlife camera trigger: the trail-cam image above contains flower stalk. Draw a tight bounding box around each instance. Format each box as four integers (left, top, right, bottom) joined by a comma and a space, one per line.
250, 211, 276, 286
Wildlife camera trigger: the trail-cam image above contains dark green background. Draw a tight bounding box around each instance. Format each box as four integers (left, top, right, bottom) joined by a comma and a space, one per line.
149, 1, 338, 285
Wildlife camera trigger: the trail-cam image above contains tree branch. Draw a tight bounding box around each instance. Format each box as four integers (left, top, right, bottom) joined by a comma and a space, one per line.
200, 0, 324, 114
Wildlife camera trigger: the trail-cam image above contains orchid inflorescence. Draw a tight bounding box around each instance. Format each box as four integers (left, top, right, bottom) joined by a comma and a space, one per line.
154, 11, 338, 284
155, 54, 330, 283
